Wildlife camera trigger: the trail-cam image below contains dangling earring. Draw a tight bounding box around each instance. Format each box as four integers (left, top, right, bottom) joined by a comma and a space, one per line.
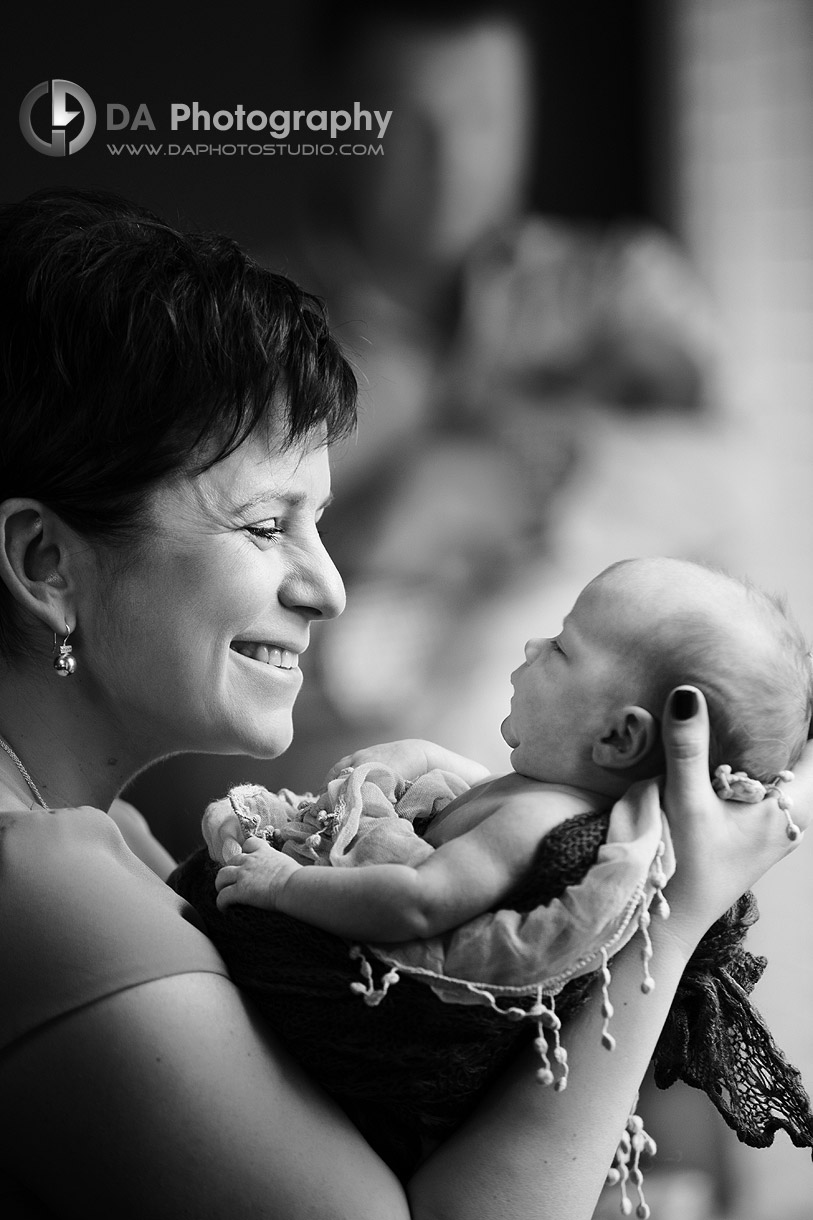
53, 622, 77, 677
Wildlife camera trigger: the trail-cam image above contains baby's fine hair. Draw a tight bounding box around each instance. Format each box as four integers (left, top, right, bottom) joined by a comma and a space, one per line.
608, 559, 813, 781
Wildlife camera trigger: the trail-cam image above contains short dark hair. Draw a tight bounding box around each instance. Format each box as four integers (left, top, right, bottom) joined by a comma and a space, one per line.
0, 188, 357, 656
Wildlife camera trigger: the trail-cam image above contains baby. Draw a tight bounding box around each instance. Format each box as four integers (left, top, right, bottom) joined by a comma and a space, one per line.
214, 556, 810, 939
173, 557, 813, 1181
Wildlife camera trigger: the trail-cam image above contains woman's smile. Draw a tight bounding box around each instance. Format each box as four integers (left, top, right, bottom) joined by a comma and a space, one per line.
81, 426, 345, 763
229, 640, 303, 670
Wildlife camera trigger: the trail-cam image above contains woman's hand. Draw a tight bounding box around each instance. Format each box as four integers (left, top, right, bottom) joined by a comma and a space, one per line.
215, 836, 302, 912
659, 685, 810, 949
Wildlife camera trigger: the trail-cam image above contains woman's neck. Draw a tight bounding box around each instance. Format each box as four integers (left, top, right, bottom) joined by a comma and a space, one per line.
0, 660, 154, 811
0, 753, 44, 811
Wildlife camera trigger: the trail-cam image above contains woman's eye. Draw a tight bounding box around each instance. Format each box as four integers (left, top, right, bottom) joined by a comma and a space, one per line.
246, 523, 282, 541
551, 638, 563, 654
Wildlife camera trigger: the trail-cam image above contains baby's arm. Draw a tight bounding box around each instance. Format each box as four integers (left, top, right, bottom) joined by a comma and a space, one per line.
215, 790, 582, 941
324, 739, 492, 787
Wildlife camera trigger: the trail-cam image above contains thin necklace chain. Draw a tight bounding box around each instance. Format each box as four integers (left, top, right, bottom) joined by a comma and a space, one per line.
0, 732, 47, 808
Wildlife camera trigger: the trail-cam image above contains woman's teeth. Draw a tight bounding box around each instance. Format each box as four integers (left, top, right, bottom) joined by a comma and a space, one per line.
231, 642, 298, 668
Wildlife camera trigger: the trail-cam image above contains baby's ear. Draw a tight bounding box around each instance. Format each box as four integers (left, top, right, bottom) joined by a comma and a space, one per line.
591, 706, 659, 771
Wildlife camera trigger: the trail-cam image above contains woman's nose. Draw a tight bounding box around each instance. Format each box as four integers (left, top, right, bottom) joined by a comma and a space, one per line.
281, 534, 346, 621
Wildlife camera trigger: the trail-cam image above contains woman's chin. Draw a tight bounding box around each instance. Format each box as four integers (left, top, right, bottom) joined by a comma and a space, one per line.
238, 721, 294, 760
209, 706, 296, 760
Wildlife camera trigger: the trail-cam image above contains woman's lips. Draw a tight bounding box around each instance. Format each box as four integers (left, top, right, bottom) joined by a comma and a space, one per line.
229, 641, 299, 669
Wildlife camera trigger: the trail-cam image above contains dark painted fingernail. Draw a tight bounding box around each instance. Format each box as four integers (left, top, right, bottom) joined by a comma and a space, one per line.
671, 688, 698, 720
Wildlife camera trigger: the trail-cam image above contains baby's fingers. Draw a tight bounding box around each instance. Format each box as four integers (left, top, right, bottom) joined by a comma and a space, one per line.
324, 754, 358, 785
240, 834, 269, 854
214, 862, 241, 892
203, 796, 245, 864
214, 859, 250, 911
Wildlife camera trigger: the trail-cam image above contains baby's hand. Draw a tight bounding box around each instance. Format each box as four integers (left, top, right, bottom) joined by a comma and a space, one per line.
214, 836, 302, 911
325, 739, 491, 787
324, 739, 437, 784
202, 795, 246, 865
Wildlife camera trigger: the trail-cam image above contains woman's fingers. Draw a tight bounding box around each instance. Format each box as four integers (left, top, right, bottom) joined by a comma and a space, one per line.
658, 683, 811, 948
661, 686, 713, 825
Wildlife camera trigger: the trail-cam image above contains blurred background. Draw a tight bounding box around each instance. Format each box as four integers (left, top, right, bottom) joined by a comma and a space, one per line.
4, 2, 813, 1215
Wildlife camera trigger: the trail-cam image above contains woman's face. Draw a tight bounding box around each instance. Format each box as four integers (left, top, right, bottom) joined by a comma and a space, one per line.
78, 424, 345, 763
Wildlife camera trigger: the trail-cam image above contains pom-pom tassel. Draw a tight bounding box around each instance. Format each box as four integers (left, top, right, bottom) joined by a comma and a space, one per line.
638, 896, 656, 995
550, 1017, 569, 1092
600, 947, 616, 1051
533, 1026, 555, 1087
627, 1112, 657, 1218
532, 991, 569, 1089
714, 763, 802, 842
606, 1105, 657, 1218
348, 946, 401, 1006
768, 770, 802, 842
649, 840, 671, 919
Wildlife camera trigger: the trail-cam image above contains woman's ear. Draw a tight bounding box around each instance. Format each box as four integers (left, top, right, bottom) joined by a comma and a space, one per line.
0, 499, 78, 636
591, 705, 659, 771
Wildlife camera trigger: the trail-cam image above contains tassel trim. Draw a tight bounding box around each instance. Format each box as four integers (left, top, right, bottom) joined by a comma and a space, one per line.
606, 1104, 657, 1218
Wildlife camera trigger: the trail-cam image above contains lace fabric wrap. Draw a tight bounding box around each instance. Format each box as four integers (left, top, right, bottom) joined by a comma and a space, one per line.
171, 764, 813, 1177
653, 892, 813, 1155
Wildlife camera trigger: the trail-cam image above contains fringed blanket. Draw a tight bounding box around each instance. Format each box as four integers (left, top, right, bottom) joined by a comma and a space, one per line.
170, 766, 813, 1180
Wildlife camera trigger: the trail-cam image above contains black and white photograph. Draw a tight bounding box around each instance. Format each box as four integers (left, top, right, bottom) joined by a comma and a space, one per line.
1, 4, 812, 1217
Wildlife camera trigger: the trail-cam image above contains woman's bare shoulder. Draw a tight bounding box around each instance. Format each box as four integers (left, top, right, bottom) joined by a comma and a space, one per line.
0, 804, 228, 1055
108, 796, 178, 879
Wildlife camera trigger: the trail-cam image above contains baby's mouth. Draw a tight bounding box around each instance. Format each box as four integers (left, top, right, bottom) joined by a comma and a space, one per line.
230, 641, 299, 669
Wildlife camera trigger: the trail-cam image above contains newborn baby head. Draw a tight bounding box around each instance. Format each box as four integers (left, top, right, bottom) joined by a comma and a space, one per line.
502, 557, 813, 796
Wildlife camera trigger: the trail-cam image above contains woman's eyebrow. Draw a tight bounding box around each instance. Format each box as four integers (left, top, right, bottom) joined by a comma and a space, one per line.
233, 490, 334, 514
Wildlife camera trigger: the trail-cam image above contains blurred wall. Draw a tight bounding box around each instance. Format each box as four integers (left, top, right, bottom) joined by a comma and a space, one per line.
670, 2, 813, 1217
2, 3, 652, 242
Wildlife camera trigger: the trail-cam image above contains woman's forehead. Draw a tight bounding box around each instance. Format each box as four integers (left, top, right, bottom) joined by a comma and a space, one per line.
151, 430, 332, 523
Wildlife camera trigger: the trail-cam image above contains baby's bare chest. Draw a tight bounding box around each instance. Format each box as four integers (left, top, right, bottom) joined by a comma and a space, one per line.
423, 774, 591, 848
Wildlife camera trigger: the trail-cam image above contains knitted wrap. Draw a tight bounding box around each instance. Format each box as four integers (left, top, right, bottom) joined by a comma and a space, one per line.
170, 796, 813, 1179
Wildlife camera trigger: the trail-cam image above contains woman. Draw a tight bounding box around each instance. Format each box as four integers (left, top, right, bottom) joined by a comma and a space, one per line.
0, 188, 808, 1220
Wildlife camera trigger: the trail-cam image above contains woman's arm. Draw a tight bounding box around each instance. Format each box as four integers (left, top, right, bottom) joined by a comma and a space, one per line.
0, 972, 411, 1220
410, 914, 695, 1217
411, 686, 812, 1219
2, 690, 807, 1220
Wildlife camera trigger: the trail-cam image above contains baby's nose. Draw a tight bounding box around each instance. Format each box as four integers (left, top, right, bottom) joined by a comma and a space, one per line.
524, 638, 544, 664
